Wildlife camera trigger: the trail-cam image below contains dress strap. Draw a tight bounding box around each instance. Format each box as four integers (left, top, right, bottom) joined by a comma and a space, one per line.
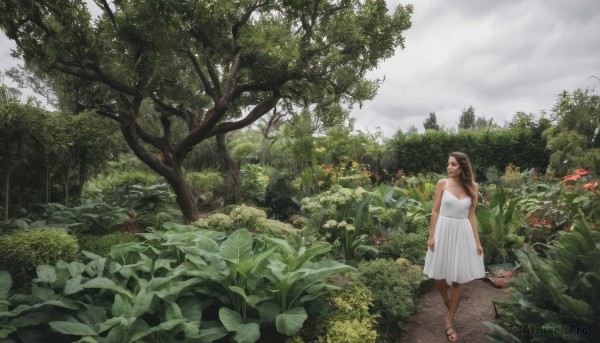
445, 178, 449, 190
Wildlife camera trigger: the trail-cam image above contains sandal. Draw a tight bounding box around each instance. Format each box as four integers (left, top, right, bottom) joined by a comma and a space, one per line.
445, 327, 458, 341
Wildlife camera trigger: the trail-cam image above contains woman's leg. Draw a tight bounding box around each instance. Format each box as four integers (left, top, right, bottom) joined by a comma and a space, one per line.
434, 279, 451, 309
445, 282, 465, 341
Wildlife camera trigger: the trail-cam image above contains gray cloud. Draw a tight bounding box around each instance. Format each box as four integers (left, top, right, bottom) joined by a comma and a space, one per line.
353, 0, 600, 135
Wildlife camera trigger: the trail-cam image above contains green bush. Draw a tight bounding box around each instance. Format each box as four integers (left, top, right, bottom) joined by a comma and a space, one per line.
186, 171, 226, 208
0, 229, 79, 290
77, 232, 140, 256
255, 218, 298, 239
317, 284, 379, 343
193, 213, 235, 232
229, 204, 268, 228
485, 214, 600, 342
357, 258, 422, 328
136, 210, 180, 229
265, 171, 300, 220
380, 230, 428, 265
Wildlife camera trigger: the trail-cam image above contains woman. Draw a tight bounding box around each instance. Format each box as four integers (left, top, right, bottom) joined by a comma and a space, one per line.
423, 152, 485, 341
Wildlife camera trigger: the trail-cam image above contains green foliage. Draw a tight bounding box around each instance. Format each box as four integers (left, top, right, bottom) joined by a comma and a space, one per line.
77, 232, 140, 257
486, 213, 600, 342
194, 205, 298, 240
186, 171, 226, 207
136, 210, 180, 230
242, 164, 272, 205
265, 171, 299, 221
38, 199, 128, 235
545, 89, 600, 175
0, 229, 78, 291
357, 258, 423, 328
317, 283, 379, 343
392, 125, 550, 174
0, 223, 352, 342
476, 186, 522, 264
380, 230, 428, 265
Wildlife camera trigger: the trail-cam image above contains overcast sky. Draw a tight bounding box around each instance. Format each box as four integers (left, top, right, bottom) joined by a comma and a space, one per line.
1, 0, 599, 137
351, 0, 600, 136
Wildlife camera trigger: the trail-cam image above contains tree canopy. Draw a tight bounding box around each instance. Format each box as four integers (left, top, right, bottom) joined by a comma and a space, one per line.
0, 0, 413, 222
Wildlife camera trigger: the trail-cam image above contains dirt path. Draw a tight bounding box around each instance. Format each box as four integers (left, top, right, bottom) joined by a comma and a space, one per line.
396, 278, 510, 343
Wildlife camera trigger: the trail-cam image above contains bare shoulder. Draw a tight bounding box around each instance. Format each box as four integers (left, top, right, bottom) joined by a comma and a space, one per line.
436, 179, 447, 188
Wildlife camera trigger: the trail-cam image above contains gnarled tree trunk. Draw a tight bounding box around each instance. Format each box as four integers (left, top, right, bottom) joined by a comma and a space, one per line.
216, 133, 242, 204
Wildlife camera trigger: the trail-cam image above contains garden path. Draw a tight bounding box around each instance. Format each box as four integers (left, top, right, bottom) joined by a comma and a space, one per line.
396, 279, 510, 343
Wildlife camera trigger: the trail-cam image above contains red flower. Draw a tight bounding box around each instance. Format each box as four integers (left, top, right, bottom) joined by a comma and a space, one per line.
575, 168, 591, 176
563, 174, 581, 182
583, 181, 598, 193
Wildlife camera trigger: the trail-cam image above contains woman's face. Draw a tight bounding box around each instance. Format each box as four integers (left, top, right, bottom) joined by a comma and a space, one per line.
447, 156, 462, 177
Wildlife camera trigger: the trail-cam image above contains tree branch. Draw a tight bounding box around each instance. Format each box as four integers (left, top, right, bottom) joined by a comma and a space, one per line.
208, 87, 282, 138
183, 44, 218, 103
97, 0, 117, 30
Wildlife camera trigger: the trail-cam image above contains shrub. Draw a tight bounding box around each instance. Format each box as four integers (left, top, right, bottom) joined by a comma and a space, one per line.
186, 171, 226, 208
255, 218, 298, 239
485, 214, 600, 342
317, 283, 379, 343
0, 229, 79, 290
357, 258, 421, 328
136, 210, 180, 230
380, 230, 428, 265
193, 213, 235, 232
77, 232, 140, 256
229, 204, 268, 228
501, 163, 523, 188
265, 171, 300, 220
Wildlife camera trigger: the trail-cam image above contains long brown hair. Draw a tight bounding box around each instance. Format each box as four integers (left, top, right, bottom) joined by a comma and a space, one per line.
450, 151, 476, 203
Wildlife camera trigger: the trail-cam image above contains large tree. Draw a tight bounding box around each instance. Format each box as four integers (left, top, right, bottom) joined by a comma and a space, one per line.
0, 0, 413, 222
458, 105, 476, 129
423, 112, 439, 131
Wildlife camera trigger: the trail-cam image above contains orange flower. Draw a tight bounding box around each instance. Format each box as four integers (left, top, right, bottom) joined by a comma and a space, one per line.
575, 168, 591, 176
583, 181, 598, 192
563, 174, 581, 182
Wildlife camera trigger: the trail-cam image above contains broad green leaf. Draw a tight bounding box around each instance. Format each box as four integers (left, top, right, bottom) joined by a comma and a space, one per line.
31, 284, 57, 301
0, 271, 11, 299
9, 312, 69, 328
218, 307, 260, 343
97, 317, 126, 334
154, 258, 175, 271
228, 286, 264, 307
73, 337, 99, 343
0, 325, 16, 339
275, 307, 307, 336
127, 319, 152, 343
219, 230, 253, 264
232, 322, 260, 343
83, 278, 132, 298
112, 294, 129, 317
219, 307, 244, 331
34, 265, 56, 284
49, 321, 97, 336
193, 326, 228, 343
131, 291, 154, 317
64, 275, 84, 295
179, 297, 203, 327
165, 300, 183, 321
257, 302, 281, 324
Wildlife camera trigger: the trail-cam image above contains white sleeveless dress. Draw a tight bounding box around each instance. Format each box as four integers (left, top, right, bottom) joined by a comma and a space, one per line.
423, 179, 485, 285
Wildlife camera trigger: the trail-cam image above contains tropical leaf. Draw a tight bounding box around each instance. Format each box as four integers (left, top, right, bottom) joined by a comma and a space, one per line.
275, 307, 307, 336
48, 321, 97, 336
